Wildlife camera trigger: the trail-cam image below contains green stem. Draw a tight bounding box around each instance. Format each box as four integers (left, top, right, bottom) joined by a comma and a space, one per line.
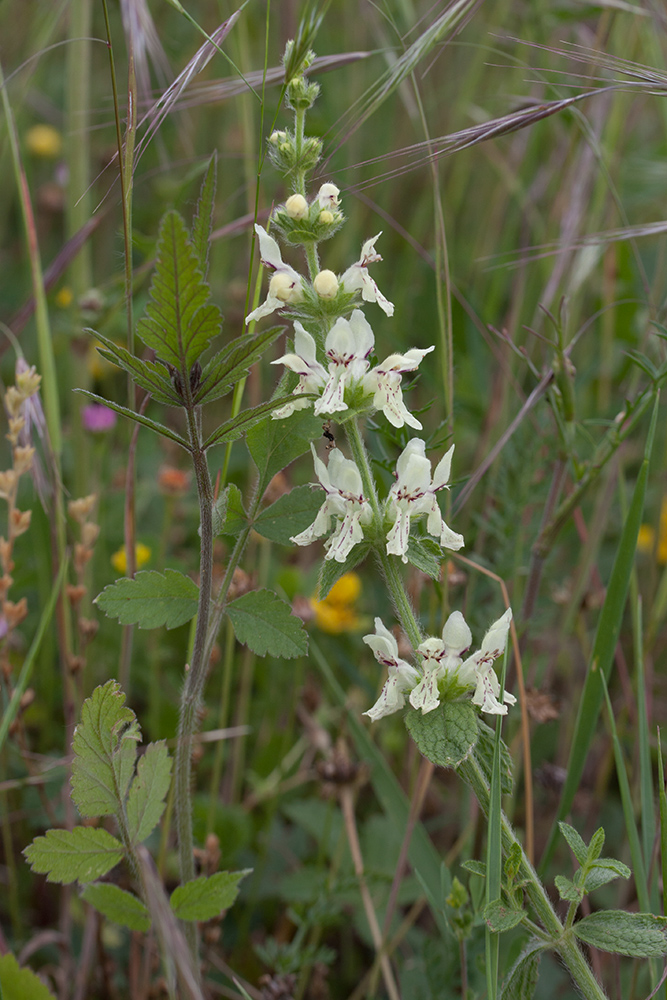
459, 754, 609, 1000
174, 407, 215, 966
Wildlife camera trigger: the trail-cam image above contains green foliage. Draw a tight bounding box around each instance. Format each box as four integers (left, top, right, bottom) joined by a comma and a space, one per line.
475, 720, 513, 795
404, 702, 479, 769
572, 911, 667, 958
71, 680, 140, 818
81, 883, 151, 932
556, 823, 630, 907
169, 869, 250, 921
136, 209, 222, 375
405, 536, 443, 580
0, 953, 57, 1000
247, 408, 321, 492
195, 325, 286, 406
95, 569, 200, 630
217, 483, 247, 536
253, 483, 325, 544
483, 899, 525, 933
226, 589, 308, 659
499, 942, 544, 1000
203, 395, 301, 450
126, 741, 172, 843
23, 827, 125, 885
191, 153, 216, 280
317, 542, 371, 599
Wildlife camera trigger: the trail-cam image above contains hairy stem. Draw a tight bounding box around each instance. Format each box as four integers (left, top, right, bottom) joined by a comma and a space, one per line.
459, 754, 609, 1000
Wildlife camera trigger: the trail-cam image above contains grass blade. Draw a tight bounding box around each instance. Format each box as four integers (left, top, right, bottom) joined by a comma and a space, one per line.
541, 391, 660, 870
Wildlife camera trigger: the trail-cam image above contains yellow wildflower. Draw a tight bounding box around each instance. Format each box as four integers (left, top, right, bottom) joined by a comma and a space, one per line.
111, 542, 151, 575
638, 497, 667, 565
25, 124, 62, 158
310, 572, 362, 634
55, 287, 73, 308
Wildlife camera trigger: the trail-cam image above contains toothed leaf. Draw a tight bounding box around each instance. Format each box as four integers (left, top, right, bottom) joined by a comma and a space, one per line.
126, 741, 172, 843
71, 680, 140, 817
191, 153, 216, 279
170, 870, 250, 921
95, 569, 199, 630
81, 883, 151, 932
23, 827, 124, 884
226, 589, 308, 659
0, 953, 57, 1000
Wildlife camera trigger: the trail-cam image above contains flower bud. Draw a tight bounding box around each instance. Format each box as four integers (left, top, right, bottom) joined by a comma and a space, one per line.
269, 271, 302, 304
285, 194, 308, 220
313, 270, 339, 300
15, 364, 41, 399
319, 210, 334, 225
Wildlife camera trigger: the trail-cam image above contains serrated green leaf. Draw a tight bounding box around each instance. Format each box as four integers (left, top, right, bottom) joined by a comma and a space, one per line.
558, 822, 588, 866
81, 883, 151, 932
217, 483, 247, 537
484, 898, 525, 932
137, 210, 222, 371
462, 859, 487, 877
23, 827, 124, 884
499, 941, 544, 1000
474, 720, 513, 795
404, 701, 479, 769
191, 153, 216, 279
554, 874, 581, 902
247, 408, 321, 491
587, 827, 605, 863
583, 861, 631, 894
71, 680, 140, 817
0, 953, 57, 1000
92, 332, 182, 407
170, 869, 250, 921
203, 395, 302, 450
195, 325, 285, 406
254, 484, 325, 544
226, 589, 308, 659
406, 536, 442, 580
126, 741, 172, 843
573, 911, 667, 957
75, 390, 190, 451
318, 542, 371, 600
95, 569, 199, 630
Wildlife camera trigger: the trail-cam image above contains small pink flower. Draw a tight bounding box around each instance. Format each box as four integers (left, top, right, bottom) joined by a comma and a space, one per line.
82, 404, 117, 433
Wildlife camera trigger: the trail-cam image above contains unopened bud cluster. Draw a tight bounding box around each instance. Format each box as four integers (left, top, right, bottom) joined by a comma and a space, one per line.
271, 182, 345, 247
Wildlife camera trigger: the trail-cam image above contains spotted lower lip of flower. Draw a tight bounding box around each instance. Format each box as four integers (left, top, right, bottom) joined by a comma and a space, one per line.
363, 618, 420, 721
363, 347, 435, 429
458, 608, 514, 715
385, 439, 464, 563
271, 322, 327, 419
341, 234, 394, 317
246, 225, 304, 324
315, 309, 374, 416
290, 444, 373, 563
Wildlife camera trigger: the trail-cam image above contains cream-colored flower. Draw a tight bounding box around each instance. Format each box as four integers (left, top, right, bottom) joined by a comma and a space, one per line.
246, 225, 304, 324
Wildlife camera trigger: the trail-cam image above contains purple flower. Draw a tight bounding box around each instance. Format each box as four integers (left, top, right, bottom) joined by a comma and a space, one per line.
82, 404, 117, 433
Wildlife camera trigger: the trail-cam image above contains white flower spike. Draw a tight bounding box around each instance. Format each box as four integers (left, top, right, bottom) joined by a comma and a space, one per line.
459, 608, 515, 715
315, 310, 374, 415
385, 439, 464, 563
341, 234, 395, 316
246, 225, 304, 324
291, 444, 373, 563
363, 619, 420, 721
364, 347, 435, 429
364, 609, 515, 721
271, 322, 327, 419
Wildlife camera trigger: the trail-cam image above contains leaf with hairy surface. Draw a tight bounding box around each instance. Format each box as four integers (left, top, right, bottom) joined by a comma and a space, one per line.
95, 569, 199, 630
82, 883, 151, 932
126, 741, 172, 843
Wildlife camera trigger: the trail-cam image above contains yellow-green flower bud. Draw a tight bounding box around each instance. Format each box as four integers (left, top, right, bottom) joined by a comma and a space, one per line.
313, 270, 339, 300
269, 271, 302, 304
319, 210, 334, 225
285, 194, 308, 220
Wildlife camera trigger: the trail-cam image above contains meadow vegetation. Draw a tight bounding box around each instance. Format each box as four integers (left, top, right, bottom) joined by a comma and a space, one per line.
2, 1, 667, 998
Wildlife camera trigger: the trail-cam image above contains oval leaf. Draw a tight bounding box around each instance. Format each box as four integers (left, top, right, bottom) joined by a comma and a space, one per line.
573, 911, 667, 957
95, 569, 199, 630
254, 483, 325, 545
404, 701, 479, 769
226, 589, 308, 659
82, 883, 151, 932
484, 898, 525, 933
170, 869, 251, 922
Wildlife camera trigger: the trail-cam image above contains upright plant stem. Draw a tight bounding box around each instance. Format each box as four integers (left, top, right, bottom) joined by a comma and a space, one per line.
459, 754, 609, 1000
174, 407, 215, 964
